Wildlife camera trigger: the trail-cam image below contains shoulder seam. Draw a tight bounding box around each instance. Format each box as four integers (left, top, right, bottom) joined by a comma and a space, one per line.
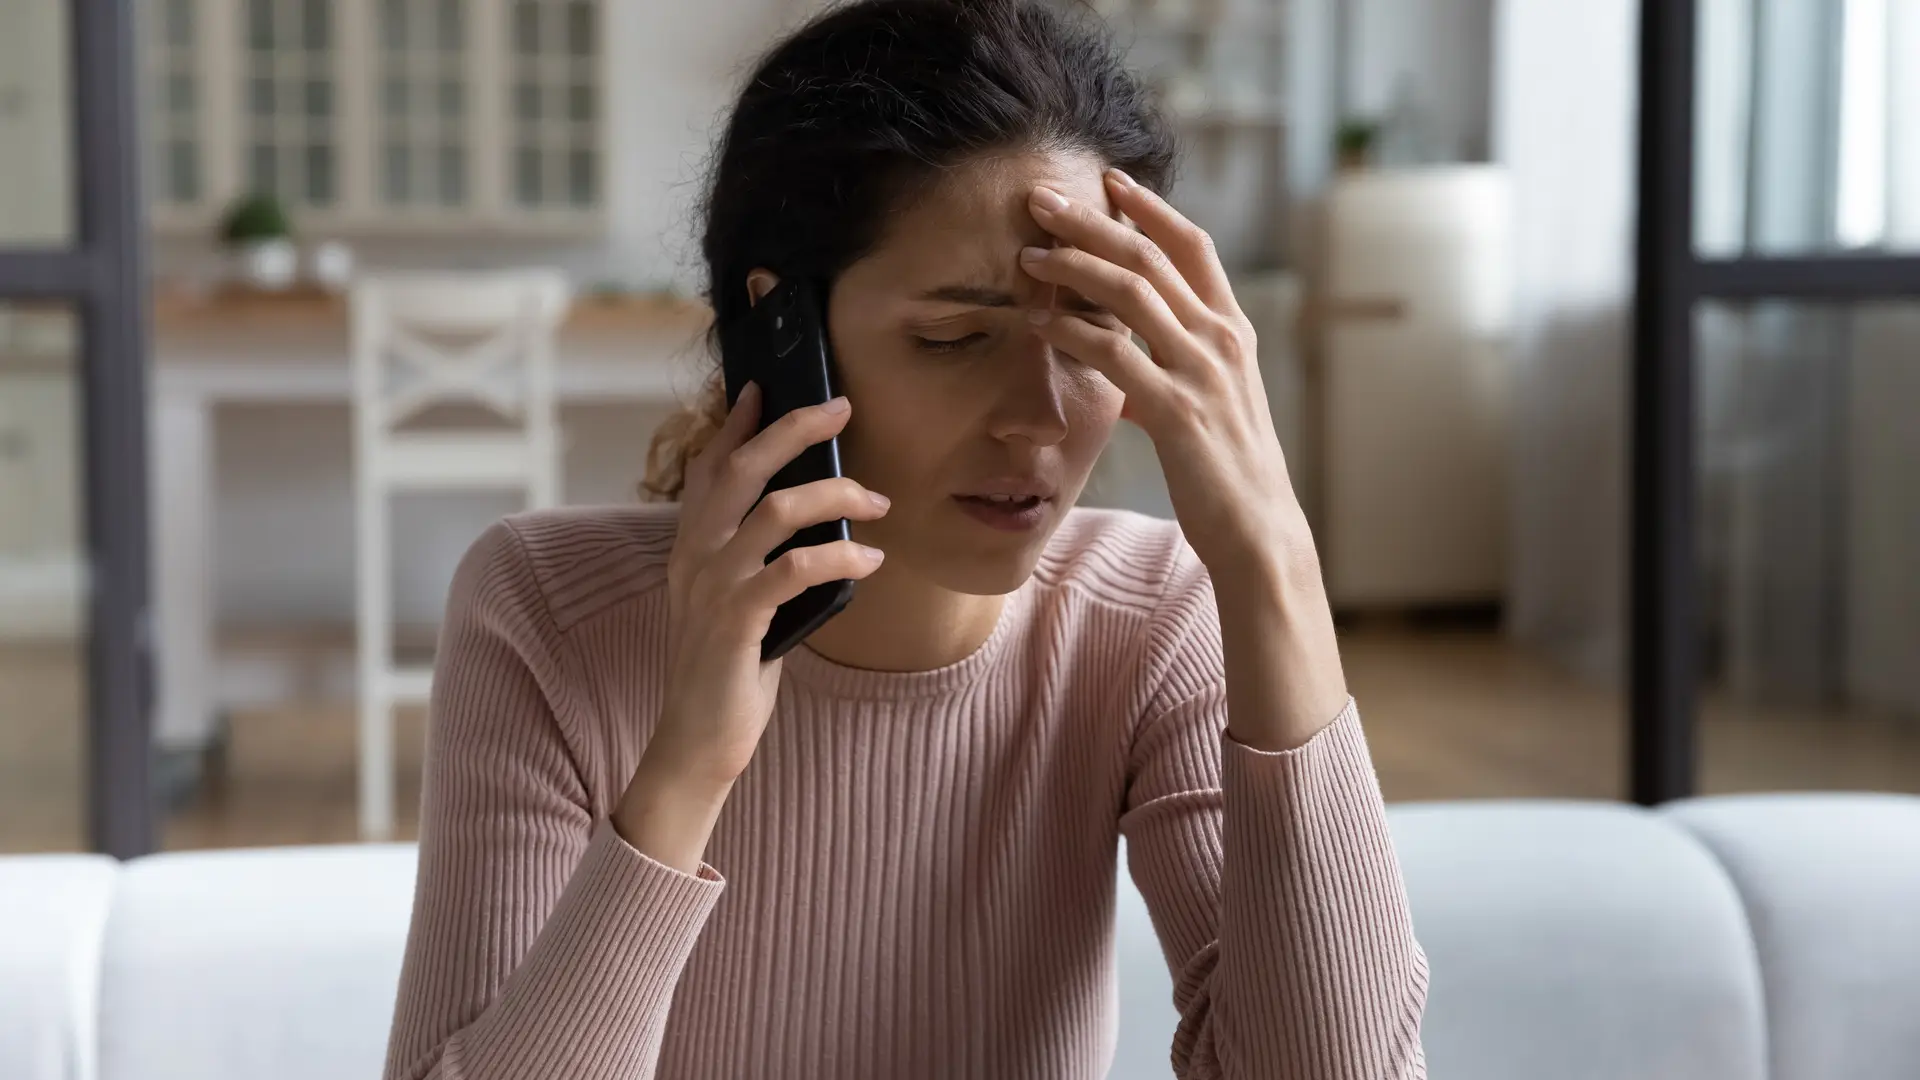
493, 517, 598, 755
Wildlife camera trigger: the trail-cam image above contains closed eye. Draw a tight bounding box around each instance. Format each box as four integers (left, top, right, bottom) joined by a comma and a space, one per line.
913, 332, 989, 354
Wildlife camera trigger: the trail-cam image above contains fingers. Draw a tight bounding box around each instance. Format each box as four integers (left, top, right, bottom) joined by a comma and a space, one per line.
681, 381, 760, 514
1100, 169, 1239, 315
719, 476, 890, 578
691, 396, 855, 542
1026, 183, 1213, 329
1020, 242, 1192, 365
1026, 310, 1173, 416
740, 539, 885, 615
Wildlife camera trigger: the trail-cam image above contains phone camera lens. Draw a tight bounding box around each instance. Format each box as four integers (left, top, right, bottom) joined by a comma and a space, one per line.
774, 316, 785, 330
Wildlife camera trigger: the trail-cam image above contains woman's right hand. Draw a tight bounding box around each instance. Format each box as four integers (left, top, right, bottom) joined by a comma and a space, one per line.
613, 383, 889, 872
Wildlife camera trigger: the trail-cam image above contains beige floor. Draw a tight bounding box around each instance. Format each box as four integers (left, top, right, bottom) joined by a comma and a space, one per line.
4, 628, 1918, 852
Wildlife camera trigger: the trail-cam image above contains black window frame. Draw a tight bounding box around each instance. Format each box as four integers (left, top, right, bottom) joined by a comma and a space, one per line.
0, 1, 155, 855
1631, 0, 1920, 802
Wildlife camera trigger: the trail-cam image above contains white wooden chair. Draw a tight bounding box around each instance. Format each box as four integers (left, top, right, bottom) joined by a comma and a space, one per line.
349, 271, 570, 839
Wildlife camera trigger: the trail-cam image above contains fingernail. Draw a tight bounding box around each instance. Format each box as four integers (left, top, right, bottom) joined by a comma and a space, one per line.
867, 490, 891, 510
822, 395, 850, 414
857, 544, 886, 565
1020, 245, 1049, 263
1027, 308, 1052, 324
1031, 186, 1069, 212
1106, 167, 1136, 188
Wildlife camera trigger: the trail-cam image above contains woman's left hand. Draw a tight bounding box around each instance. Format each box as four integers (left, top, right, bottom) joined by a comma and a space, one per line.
1023, 170, 1349, 750
1021, 170, 1314, 587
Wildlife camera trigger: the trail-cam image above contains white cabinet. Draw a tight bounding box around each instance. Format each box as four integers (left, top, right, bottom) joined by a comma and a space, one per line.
145, 0, 608, 235
1319, 166, 1513, 608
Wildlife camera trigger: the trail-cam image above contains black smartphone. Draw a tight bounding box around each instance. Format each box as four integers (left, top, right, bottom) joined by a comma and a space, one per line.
719, 277, 856, 661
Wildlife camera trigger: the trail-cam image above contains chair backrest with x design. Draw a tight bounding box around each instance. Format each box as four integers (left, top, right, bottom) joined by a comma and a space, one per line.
348, 270, 571, 839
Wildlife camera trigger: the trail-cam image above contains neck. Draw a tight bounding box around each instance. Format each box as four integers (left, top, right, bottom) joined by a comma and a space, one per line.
801, 560, 1006, 673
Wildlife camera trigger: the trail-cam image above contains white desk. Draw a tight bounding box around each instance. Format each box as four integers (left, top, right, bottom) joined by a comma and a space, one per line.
150, 291, 708, 753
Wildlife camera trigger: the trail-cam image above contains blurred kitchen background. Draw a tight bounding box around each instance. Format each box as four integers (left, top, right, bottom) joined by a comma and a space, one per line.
3, 0, 1917, 854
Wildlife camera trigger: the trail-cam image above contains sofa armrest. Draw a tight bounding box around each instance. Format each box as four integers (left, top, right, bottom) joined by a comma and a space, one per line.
0, 855, 119, 1080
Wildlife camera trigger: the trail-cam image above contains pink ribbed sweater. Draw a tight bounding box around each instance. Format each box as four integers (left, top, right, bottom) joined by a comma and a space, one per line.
382, 504, 1427, 1080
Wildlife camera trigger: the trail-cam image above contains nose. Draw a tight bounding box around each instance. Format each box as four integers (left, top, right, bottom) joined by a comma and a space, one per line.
984, 332, 1071, 447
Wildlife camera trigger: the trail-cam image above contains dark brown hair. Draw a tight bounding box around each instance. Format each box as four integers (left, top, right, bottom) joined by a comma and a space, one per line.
643, 0, 1179, 500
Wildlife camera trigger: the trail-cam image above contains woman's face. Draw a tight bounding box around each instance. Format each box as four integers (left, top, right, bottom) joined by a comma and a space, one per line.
759, 150, 1126, 596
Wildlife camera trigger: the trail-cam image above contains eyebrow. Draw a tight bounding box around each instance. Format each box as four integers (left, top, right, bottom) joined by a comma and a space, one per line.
916, 284, 1017, 306
913, 283, 1108, 311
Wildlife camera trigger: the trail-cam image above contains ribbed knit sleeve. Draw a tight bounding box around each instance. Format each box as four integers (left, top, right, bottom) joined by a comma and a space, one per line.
382, 521, 725, 1080
1118, 554, 1429, 1079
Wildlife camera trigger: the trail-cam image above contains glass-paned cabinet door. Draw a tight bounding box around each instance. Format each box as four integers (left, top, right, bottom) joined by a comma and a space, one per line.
511, 0, 600, 210
150, 0, 205, 206
378, 0, 469, 208
244, 0, 339, 207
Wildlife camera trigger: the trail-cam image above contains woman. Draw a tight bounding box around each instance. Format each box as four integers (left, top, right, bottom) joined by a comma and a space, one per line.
383, 2, 1427, 1077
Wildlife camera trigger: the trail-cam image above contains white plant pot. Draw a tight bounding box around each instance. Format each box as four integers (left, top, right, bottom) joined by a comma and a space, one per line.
309, 240, 355, 292
235, 238, 298, 291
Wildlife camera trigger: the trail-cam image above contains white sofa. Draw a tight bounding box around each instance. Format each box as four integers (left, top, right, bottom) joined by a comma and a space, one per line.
4, 794, 1917, 1080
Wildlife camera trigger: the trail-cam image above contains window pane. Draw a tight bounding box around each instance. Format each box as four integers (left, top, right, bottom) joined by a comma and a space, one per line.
513, 1, 540, 55
1694, 301, 1920, 792
567, 82, 593, 123
305, 143, 334, 204
250, 76, 277, 117
249, 143, 279, 193
438, 79, 463, 120
515, 81, 540, 122
383, 76, 410, 117
1695, 0, 1920, 255
0, 0, 73, 243
385, 142, 411, 201
567, 148, 594, 206
515, 146, 542, 205
566, 1, 594, 56
437, 145, 465, 205
302, 0, 330, 50
166, 0, 195, 49
0, 304, 88, 852
437, 0, 464, 52
382, 0, 408, 49
248, 0, 275, 49
305, 79, 333, 119
168, 140, 201, 202
168, 73, 197, 113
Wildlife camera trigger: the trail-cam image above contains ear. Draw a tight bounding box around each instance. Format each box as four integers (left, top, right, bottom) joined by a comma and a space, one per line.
745, 268, 781, 306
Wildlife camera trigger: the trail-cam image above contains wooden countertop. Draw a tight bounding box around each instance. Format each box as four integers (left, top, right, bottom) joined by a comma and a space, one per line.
151, 285, 714, 339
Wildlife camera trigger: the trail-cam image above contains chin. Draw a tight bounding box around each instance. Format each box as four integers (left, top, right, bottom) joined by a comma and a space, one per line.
924, 548, 1044, 597
890, 518, 1058, 596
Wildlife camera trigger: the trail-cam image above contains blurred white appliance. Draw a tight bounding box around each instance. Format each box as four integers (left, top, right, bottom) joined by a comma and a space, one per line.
351, 271, 570, 840
1319, 166, 1513, 608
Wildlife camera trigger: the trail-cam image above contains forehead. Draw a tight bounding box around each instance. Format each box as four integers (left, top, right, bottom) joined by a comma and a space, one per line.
857, 150, 1115, 291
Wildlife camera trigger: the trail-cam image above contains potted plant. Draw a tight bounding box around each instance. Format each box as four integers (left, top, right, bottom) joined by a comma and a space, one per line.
1335, 118, 1381, 172
218, 192, 298, 290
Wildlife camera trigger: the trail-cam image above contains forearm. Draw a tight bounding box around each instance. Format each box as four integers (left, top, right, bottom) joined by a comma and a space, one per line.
1214, 538, 1349, 753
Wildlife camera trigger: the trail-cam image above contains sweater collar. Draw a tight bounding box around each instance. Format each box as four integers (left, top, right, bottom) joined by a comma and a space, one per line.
776, 578, 1037, 701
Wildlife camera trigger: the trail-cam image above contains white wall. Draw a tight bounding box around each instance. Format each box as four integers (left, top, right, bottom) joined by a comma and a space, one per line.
1342, 0, 1495, 164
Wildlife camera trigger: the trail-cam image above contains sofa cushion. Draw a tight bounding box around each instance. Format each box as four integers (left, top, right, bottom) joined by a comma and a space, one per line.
0, 855, 117, 1080
1663, 794, 1920, 1080
97, 844, 416, 1080
1390, 801, 1767, 1080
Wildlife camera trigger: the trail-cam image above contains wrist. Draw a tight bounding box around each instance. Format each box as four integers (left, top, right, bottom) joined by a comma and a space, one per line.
613, 752, 736, 875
